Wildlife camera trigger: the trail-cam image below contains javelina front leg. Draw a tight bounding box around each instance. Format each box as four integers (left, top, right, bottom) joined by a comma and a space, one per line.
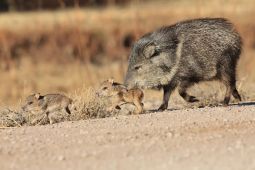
158, 83, 177, 111
223, 84, 232, 106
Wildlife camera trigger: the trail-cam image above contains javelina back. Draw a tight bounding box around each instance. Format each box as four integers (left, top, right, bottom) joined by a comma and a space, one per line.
124, 18, 242, 110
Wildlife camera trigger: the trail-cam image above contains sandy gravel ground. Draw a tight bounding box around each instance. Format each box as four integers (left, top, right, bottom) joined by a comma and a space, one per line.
1, 103, 255, 170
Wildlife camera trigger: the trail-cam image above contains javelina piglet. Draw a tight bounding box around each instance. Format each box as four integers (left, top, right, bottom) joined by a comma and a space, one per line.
124, 18, 242, 110
22, 93, 73, 124
97, 79, 144, 114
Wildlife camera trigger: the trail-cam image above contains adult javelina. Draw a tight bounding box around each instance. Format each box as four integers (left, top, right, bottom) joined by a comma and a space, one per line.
124, 18, 242, 111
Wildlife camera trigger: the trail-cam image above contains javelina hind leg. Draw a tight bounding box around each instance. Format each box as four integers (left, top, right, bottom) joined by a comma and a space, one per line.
178, 81, 199, 103
221, 64, 241, 105
65, 107, 71, 114
222, 77, 241, 106
158, 82, 177, 111
232, 88, 242, 101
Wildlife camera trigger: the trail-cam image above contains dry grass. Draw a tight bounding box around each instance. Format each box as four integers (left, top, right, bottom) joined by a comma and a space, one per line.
0, 88, 104, 127
0, 59, 127, 106
70, 87, 110, 120
0, 87, 131, 127
0, 108, 25, 127
0, 0, 254, 114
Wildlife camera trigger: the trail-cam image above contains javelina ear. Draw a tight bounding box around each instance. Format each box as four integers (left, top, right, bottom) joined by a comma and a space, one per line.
143, 42, 156, 58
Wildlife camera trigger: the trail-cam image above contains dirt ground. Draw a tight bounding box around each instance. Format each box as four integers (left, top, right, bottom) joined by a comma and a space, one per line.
1, 102, 255, 170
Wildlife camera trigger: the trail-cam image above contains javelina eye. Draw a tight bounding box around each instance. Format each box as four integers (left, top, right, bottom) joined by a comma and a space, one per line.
151, 50, 160, 58
28, 102, 33, 105
134, 65, 141, 70
103, 87, 108, 90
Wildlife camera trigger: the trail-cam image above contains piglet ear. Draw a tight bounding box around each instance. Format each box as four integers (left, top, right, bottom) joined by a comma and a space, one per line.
35, 93, 41, 99
107, 78, 114, 84
143, 42, 156, 58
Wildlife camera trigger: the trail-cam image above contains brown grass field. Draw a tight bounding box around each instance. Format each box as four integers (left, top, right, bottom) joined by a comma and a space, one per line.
0, 0, 255, 108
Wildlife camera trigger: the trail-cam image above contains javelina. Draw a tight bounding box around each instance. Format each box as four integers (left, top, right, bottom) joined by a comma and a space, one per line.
124, 18, 242, 110
22, 93, 73, 124
97, 79, 144, 114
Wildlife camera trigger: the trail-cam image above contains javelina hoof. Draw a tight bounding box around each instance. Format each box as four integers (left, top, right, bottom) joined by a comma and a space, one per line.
188, 96, 199, 103
221, 100, 230, 107
222, 97, 230, 106
158, 103, 168, 111
222, 103, 229, 107
115, 105, 121, 110
222, 102, 229, 107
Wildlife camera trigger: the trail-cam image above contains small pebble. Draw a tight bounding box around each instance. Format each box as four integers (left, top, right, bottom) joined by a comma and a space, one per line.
58, 155, 65, 161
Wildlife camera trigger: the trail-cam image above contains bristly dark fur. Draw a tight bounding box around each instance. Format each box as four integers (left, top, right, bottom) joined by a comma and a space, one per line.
124, 18, 242, 110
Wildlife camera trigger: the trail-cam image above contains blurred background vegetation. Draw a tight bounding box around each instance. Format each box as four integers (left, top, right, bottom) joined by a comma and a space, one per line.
0, 0, 254, 106
0, 0, 140, 11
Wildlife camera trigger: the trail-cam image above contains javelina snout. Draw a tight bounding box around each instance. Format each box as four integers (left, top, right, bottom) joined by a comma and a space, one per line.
125, 18, 242, 110
98, 78, 144, 114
